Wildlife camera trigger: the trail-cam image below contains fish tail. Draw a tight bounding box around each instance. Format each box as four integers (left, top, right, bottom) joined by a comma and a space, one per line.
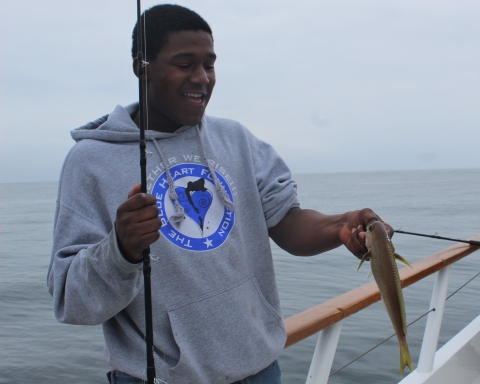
399, 339, 413, 376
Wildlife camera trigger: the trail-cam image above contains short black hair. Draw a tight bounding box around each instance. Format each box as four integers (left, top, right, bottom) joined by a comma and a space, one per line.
131, 4, 213, 60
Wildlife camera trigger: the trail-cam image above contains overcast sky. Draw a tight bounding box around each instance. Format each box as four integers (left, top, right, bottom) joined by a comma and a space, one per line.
1, 0, 479, 183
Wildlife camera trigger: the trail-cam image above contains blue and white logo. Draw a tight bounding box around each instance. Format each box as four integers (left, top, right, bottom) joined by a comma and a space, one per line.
152, 163, 235, 251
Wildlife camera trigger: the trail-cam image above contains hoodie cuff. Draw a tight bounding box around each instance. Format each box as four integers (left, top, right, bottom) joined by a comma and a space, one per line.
103, 228, 143, 276
265, 193, 300, 229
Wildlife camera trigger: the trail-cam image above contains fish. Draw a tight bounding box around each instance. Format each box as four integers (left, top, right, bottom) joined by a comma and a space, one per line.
357, 220, 413, 376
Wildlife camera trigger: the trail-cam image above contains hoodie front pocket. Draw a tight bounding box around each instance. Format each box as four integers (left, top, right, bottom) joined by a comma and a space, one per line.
166, 274, 285, 384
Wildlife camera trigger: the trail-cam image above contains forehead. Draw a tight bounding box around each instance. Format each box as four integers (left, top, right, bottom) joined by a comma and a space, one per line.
157, 30, 215, 60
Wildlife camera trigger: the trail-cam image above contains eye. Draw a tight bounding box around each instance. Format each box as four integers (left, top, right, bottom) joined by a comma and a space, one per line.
176, 64, 190, 69
368, 224, 374, 231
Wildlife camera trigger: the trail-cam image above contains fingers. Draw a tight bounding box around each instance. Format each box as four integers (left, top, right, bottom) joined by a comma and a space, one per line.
128, 183, 142, 199
343, 208, 394, 258
347, 225, 368, 259
116, 185, 162, 263
121, 190, 157, 213
354, 224, 366, 240
357, 208, 379, 228
117, 219, 161, 261
383, 222, 395, 239
118, 197, 159, 224
357, 208, 394, 236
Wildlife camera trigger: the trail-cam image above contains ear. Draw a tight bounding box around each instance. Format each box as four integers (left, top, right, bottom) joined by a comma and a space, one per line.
132, 57, 141, 78
133, 57, 151, 80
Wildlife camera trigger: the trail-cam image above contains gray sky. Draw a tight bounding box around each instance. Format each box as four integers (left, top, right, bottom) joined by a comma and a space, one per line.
1, 0, 479, 183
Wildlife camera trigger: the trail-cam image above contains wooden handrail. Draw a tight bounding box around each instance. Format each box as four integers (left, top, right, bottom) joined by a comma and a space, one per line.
284, 234, 480, 348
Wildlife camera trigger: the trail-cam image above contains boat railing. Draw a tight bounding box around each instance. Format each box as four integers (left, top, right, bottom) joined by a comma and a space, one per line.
283, 233, 480, 384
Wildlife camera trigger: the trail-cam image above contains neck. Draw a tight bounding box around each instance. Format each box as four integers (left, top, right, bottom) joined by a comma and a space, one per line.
133, 107, 183, 133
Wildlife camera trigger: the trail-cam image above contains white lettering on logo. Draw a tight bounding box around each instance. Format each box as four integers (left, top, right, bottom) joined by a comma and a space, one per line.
218, 211, 234, 237
152, 165, 163, 176
158, 178, 168, 188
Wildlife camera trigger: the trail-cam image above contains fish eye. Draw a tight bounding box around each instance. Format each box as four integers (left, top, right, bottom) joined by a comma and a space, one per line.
368, 223, 374, 231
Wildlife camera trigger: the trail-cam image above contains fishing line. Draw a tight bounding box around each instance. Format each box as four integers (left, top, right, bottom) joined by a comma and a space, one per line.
446, 270, 480, 300
329, 269, 480, 377
328, 331, 398, 377
328, 309, 433, 377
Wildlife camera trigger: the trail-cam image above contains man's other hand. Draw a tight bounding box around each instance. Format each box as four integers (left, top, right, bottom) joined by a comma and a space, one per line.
339, 208, 394, 259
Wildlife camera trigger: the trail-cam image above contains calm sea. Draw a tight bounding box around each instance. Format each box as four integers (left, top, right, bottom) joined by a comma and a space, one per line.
1, 169, 480, 384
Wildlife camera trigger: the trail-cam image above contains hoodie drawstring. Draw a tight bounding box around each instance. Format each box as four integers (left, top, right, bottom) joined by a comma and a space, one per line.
151, 139, 185, 224
195, 126, 235, 212
151, 127, 234, 225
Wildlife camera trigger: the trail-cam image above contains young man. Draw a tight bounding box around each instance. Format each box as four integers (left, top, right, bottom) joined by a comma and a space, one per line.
48, 5, 392, 384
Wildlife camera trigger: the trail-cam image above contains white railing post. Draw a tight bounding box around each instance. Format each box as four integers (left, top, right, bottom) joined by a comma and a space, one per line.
416, 265, 452, 373
305, 320, 343, 384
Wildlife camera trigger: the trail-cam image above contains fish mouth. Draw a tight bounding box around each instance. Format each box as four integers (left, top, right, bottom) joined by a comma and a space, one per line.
367, 220, 378, 232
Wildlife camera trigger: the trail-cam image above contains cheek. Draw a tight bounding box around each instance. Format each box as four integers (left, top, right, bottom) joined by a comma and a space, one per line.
209, 75, 216, 88
148, 75, 177, 98
206, 76, 216, 101
147, 82, 161, 100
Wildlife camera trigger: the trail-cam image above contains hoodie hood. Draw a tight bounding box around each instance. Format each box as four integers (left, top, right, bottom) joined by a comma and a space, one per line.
70, 102, 234, 217
71, 103, 197, 143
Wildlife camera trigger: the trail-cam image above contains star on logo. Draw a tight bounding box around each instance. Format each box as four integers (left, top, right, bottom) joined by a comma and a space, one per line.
204, 238, 213, 248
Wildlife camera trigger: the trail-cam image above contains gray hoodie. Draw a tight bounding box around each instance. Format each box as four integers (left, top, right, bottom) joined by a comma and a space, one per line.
48, 103, 299, 383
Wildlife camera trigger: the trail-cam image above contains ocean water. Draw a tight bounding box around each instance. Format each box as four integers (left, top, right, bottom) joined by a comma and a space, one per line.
1, 169, 479, 384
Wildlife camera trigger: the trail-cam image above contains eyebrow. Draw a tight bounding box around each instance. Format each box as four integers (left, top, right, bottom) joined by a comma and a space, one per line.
172, 52, 217, 59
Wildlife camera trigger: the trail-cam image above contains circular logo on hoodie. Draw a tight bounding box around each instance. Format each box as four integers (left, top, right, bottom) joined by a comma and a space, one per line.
152, 163, 235, 251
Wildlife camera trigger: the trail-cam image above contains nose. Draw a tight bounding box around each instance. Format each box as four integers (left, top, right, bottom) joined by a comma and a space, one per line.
190, 65, 209, 85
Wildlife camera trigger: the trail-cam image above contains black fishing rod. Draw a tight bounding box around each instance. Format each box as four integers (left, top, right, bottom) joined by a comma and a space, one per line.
136, 1, 156, 383
395, 230, 480, 247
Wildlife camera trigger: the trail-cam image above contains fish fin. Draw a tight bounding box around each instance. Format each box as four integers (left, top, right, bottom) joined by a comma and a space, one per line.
399, 339, 413, 376
367, 270, 373, 279
379, 296, 388, 314
356, 250, 371, 272
394, 253, 413, 268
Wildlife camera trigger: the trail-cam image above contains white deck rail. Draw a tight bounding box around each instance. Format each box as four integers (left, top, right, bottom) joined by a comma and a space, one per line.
283, 234, 480, 384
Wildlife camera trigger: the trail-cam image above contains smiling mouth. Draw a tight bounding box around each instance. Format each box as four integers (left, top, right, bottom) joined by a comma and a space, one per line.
183, 92, 206, 104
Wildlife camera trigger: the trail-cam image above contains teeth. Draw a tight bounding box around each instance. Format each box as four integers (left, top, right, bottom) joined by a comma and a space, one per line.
185, 93, 202, 98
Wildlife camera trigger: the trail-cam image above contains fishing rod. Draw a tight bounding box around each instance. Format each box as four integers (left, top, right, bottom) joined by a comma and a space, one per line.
395, 230, 480, 247
136, 1, 156, 383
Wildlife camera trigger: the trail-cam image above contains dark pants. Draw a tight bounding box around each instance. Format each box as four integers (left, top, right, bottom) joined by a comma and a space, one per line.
107, 359, 282, 384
